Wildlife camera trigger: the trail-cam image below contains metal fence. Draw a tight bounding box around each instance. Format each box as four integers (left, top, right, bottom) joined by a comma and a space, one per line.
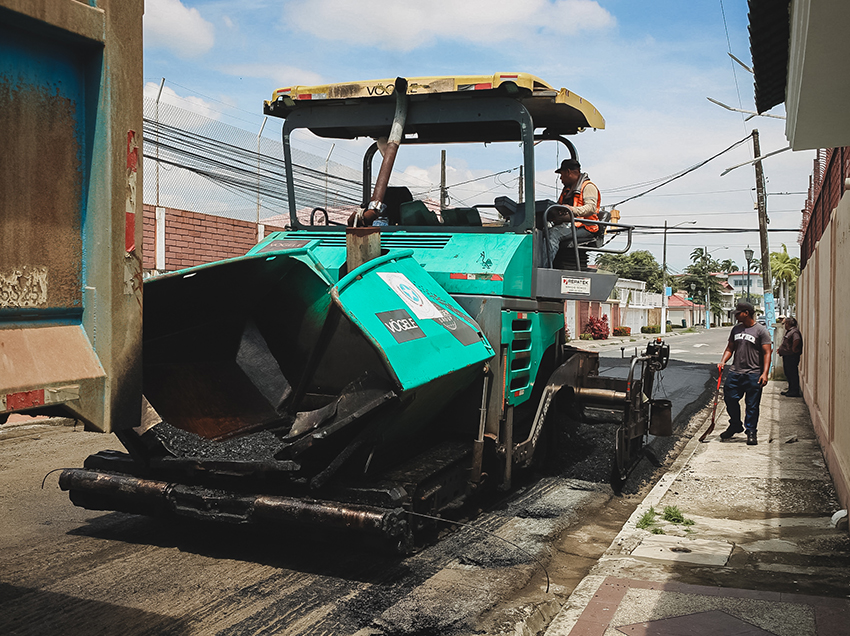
800, 147, 850, 269
142, 98, 416, 224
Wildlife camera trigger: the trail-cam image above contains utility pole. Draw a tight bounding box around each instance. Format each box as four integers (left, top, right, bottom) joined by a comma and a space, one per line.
257, 116, 267, 232
752, 130, 775, 327
661, 220, 669, 335
155, 77, 165, 208
661, 220, 695, 335
704, 245, 710, 329
324, 143, 335, 211
440, 150, 447, 210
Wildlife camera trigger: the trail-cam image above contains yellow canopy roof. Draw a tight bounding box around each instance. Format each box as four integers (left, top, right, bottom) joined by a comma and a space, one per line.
265, 72, 605, 132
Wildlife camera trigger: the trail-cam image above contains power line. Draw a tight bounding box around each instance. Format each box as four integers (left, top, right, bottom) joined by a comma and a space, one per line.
609, 135, 752, 207
631, 226, 801, 234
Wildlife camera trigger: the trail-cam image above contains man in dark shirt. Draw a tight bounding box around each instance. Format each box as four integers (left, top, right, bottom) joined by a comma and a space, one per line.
718, 301, 772, 445
777, 316, 803, 397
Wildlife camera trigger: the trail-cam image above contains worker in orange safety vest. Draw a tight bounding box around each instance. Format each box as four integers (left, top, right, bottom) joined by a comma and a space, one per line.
547, 158, 600, 264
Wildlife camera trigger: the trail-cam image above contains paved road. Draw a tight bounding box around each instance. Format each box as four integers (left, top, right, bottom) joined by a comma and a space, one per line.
0, 331, 729, 636
597, 328, 730, 426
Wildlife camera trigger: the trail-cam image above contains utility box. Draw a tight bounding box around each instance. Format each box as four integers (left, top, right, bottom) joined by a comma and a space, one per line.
0, 0, 144, 432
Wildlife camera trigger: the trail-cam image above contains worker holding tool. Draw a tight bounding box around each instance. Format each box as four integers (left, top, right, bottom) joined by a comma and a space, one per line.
718, 301, 772, 445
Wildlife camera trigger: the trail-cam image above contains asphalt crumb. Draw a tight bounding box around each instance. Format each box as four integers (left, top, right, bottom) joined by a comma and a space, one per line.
150, 420, 284, 461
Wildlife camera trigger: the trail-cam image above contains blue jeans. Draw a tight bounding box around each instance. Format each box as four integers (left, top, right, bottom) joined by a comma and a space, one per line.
548, 224, 595, 260
724, 371, 763, 432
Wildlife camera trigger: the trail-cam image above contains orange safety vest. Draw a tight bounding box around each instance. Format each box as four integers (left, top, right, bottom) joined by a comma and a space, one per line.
559, 179, 600, 234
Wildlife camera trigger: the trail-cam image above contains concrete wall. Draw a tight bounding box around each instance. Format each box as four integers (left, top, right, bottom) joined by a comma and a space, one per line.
798, 187, 850, 511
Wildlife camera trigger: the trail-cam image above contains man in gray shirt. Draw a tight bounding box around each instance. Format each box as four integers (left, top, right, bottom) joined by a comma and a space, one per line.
718, 301, 772, 445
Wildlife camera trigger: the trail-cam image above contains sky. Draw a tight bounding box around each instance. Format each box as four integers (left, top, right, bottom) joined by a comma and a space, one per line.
142, 0, 813, 275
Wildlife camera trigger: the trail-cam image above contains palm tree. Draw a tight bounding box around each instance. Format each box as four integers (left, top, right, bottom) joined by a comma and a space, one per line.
770, 244, 800, 315
719, 259, 738, 274
690, 247, 705, 263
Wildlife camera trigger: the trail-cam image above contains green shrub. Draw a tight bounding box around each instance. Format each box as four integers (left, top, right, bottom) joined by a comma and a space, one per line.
641, 325, 661, 334
613, 326, 631, 336
579, 333, 594, 340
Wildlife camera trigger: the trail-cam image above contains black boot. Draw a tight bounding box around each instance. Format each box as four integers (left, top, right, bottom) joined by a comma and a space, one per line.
720, 424, 743, 440
746, 430, 757, 446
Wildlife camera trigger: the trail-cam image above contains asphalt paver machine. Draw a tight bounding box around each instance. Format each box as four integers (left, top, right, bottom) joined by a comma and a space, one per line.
61, 74, 670, 551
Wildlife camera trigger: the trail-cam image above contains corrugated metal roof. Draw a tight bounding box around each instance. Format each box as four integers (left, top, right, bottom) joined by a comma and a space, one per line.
748, 0, 791, 113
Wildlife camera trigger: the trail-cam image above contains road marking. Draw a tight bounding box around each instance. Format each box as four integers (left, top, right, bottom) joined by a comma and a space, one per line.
693, 343, 708, 348
670, 349, 686, 354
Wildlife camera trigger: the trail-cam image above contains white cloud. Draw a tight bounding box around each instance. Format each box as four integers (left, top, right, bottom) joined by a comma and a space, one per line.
218, 64, 324, 88
143, 82, 221, 121
283, 0, 614, 51
145, 0, 215, 58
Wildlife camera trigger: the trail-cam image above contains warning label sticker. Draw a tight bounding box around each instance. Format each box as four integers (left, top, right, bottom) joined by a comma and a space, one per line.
377, 272, 442, 319
561, 276, 591, 295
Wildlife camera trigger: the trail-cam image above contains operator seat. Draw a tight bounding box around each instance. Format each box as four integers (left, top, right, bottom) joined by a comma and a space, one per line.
383, 186, 414, 225
552, 207, 612, 270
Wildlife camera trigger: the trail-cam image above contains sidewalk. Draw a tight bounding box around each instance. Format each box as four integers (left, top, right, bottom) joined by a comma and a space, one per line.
544, 382, 850, 636
575, 327, 703, 350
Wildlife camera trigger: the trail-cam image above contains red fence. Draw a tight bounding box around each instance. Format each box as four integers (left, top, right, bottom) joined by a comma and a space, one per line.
801, 147, 850, 269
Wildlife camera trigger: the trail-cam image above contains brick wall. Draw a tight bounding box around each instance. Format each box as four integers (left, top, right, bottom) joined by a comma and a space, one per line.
141, 206, 156, 270
140, 204, 286, 272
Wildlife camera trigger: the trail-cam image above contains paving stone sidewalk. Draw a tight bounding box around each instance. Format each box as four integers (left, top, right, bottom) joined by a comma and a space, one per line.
544, 382, 850, 636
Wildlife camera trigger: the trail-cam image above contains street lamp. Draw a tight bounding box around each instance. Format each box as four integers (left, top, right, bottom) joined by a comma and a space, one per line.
661, 220, 696, 335
703, 246, 727, 329
744, 247, 754, 304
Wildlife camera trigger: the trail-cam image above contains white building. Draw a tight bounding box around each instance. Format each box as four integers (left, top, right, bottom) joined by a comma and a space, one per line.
726, 271, 764, 301
614, 278, 662, 333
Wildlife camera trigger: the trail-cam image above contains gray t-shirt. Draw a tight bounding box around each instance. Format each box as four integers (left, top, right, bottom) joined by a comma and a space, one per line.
729, 322, 772, 374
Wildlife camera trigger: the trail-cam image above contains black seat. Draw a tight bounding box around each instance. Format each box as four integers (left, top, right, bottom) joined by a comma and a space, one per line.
441, 207, 482, 226
399, 200, 441, 225
383, 187, 414, 225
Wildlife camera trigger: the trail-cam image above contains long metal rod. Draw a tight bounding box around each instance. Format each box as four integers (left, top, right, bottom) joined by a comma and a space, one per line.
471, 371, 490, 485
502, 406, 514, 490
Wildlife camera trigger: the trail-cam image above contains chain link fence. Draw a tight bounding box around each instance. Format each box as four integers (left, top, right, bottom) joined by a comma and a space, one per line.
142, 97, 420, 224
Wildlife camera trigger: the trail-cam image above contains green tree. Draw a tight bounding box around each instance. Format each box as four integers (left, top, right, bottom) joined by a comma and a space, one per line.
718, 259, 738, 274
770, 244, 800, 316
595, 251, 663, 292
680, 249, 724, 316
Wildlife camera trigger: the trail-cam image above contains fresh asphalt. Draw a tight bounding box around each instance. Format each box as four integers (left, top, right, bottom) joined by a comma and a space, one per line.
595, 327, 731, 427
0, 328, 735, 636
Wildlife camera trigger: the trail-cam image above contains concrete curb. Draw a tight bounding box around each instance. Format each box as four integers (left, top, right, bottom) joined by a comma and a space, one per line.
0, 417, 80, 441
574, 328, 704, 350
542, 402, 715, 635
